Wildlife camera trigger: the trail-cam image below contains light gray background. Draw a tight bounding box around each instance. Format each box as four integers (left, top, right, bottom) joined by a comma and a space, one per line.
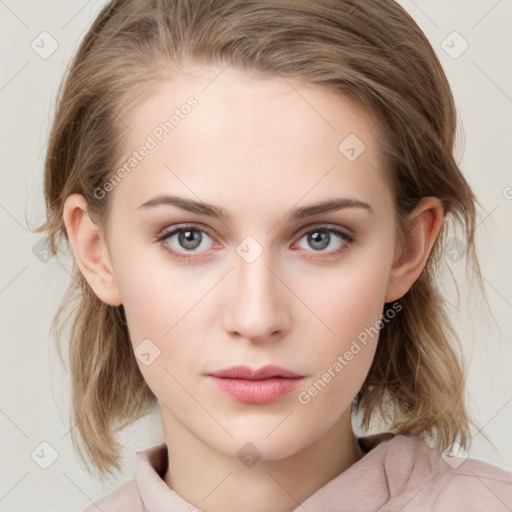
1, 1, 511, 510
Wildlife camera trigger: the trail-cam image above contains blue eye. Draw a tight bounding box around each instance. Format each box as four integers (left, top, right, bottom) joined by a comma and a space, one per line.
155, 224, 354, 261
294, 226, 354, 258
156, 225, 215, 260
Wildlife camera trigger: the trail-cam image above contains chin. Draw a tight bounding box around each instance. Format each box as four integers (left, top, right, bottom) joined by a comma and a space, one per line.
210, 423, 319, 463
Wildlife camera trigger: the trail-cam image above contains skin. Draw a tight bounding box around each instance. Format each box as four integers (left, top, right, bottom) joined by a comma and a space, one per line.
63, 65, 443, 512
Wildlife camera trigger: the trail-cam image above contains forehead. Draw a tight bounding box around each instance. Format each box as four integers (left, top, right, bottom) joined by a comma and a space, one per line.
110, 66, 391, 222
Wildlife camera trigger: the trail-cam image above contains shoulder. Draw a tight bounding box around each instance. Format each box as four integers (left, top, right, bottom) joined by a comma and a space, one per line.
433, 455, 512, 511
81, 478, 143, 512
379, 435, 512, 511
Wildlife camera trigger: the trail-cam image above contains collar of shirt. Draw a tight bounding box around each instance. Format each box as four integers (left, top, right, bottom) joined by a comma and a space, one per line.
133, 432, 397, 511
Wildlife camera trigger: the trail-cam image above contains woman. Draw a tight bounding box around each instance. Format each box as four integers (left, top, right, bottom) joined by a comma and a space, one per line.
35, 0, 512, 510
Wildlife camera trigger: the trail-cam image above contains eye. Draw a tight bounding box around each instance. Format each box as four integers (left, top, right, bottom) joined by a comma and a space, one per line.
293, 225, 354, 258
155, 223, 355, 262
156, 225, 216, 260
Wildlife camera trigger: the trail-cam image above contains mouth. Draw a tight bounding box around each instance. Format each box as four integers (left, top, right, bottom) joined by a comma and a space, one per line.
206, 365, 305, 404
207, 364, 304, 380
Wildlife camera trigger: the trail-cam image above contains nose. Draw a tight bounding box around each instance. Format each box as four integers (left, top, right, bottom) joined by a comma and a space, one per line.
222, 247, 292, 344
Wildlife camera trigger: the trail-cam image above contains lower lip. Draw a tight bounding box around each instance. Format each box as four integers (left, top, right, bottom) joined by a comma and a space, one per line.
208, 376, 303, 404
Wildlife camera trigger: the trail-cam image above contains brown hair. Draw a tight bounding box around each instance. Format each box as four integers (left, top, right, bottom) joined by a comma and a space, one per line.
33, 0, 490, 479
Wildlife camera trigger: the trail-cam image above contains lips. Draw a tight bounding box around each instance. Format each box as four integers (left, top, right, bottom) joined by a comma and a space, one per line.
207, 364, 303, 380
206, 365, 304, 404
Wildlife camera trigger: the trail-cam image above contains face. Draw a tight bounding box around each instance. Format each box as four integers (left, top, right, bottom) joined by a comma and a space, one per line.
103, 66, 398, 461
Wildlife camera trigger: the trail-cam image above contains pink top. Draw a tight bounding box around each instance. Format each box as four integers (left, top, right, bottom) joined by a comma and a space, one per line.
82, 433, 512, 511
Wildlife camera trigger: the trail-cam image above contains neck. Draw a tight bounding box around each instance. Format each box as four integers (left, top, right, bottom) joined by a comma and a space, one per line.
161, 409, 365, 512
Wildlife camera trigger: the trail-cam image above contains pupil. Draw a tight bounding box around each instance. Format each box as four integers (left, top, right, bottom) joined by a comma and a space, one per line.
310, 231, 329, 250
179, 230, 201, 249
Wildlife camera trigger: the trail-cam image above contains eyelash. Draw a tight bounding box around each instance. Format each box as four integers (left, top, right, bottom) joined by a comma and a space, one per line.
155, 224, 355, 262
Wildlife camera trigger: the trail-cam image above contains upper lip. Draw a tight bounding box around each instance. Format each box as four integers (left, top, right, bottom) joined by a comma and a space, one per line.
208, 365, 304, 380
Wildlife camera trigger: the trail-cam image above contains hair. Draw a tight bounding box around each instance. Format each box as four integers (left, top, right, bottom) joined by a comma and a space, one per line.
33, 0, 491, 479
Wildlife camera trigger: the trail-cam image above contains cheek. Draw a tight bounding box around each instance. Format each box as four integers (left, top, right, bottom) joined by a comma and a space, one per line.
293, 240, 394, 412
304, 241, 394, 345
109, 234, 200, 343
295, 283, 383, 430
109, 244, 215, 398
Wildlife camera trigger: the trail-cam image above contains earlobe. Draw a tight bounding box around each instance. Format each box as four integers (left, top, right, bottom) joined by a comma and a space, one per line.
384, 197, 444, 302
62, 194, 122, 306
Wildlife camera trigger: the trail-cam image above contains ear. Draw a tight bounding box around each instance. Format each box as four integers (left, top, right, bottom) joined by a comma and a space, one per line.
62, 194, 122, 306
385, 197, 444, 302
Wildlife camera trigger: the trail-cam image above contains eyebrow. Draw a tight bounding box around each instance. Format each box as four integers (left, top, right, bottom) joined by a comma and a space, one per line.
137, 194, 374, 221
